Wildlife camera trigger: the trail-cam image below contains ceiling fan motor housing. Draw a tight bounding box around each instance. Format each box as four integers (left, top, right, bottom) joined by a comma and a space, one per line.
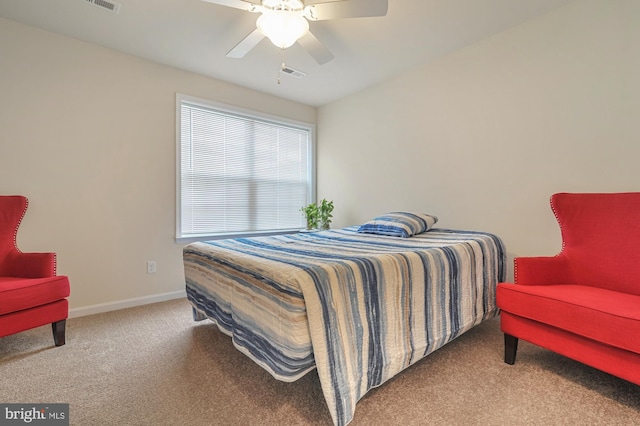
262, 0, 304, 11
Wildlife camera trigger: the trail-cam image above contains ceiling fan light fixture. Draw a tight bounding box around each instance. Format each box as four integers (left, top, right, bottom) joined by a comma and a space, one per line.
256, 10, 309, 49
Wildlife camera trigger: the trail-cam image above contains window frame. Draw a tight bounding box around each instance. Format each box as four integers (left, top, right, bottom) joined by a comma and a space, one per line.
175, 93, 316, 243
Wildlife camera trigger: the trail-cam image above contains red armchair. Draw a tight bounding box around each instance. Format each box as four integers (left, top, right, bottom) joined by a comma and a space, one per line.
0, 195, 70, 346
497, 192, 640, 385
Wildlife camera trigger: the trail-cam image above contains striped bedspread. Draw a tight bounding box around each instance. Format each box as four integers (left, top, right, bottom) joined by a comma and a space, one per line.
184, 227, 506, 425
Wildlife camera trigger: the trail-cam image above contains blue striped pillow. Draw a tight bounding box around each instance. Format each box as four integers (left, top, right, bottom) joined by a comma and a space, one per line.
357, 212, 438, 238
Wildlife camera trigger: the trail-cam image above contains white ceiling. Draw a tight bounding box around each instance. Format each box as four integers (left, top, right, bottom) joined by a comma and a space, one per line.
0, 0, 575, 106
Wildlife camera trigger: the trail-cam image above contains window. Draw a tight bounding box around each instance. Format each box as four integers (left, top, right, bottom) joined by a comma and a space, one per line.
176, 94, 315, 241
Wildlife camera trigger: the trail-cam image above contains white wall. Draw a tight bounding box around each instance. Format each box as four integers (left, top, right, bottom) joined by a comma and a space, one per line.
0, 18, 316, 314
317, 0, 640, 278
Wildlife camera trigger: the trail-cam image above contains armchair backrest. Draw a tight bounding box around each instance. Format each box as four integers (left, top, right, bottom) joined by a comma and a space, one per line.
0, 195, 28, 274
551, 192, 640, 296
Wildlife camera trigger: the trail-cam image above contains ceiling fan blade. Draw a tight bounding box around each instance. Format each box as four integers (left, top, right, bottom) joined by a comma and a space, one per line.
304, 0, 388, 21
297, 32, 335, 65
200, 0, 260, 12
226, 29, 266, 59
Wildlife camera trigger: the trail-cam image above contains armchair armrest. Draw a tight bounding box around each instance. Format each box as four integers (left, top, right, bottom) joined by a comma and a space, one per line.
4, 250, 56, 278
514, 254, 572, 286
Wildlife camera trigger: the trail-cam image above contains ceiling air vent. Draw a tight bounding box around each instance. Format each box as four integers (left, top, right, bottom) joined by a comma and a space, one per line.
81, 0, 121, 14
281, 64, 306, 79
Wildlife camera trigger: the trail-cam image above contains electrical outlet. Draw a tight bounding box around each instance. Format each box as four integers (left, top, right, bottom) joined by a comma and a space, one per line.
147, 261, 157, 274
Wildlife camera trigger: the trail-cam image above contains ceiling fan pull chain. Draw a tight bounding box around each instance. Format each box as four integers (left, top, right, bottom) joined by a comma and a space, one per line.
278, 60, 284, 85
277, 46, 287, 85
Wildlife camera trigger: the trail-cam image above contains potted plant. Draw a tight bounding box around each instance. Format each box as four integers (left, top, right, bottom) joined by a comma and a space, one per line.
301, 202, 319, 230
301, 199, 334, 231
318, 199, 334, 230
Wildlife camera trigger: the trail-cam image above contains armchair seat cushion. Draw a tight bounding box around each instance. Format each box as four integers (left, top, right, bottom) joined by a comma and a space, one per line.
498, 283, 640, 354
0, 276, 70, 315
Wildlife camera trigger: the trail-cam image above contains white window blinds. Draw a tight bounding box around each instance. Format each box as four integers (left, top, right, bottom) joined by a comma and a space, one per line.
177, 96, 314, 239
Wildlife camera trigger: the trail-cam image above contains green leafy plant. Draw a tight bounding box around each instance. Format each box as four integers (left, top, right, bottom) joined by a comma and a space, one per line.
318, 199, 334, 230
301, 199, 334, 231
301, 202, 319, 230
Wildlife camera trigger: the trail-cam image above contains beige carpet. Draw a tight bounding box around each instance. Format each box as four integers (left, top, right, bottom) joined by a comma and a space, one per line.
1, 298, 638, 425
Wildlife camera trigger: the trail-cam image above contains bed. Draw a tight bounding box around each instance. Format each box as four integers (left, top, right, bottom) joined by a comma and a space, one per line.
184, 219, 506, 426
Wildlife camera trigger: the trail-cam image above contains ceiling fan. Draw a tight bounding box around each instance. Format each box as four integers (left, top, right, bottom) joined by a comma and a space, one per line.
201, 0, 388, 65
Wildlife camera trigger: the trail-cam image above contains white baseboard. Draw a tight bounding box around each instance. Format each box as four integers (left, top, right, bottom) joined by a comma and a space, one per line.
68, 290, 187, 319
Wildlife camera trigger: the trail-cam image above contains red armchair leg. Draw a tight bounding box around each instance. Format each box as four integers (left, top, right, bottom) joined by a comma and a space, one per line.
52, 319, 66, 346
504, 333, 518, 365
